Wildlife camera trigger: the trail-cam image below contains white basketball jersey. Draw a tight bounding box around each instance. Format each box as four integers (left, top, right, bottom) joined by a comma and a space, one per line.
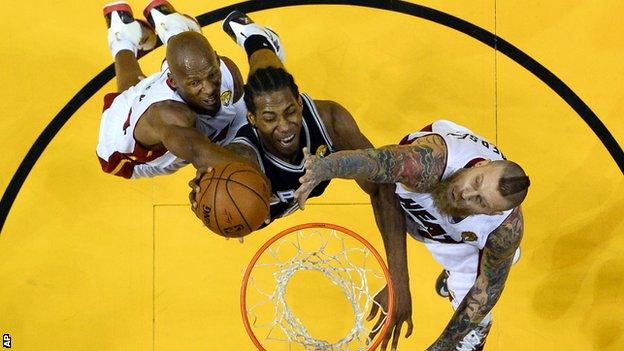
96, 59, 247, 179
396, 120, 512, 249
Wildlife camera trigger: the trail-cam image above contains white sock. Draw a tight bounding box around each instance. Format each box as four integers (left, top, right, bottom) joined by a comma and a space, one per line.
106, 12, 141, 59
110, 39, 138, 59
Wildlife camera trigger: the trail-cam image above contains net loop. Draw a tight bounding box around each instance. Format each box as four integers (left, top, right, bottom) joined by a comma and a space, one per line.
241, 223, 394, 351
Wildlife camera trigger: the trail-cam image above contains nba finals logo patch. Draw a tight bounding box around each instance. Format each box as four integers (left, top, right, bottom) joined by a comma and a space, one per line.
315, 145, 328, 158
220, 90, 232, 106
461, 231, 477, 242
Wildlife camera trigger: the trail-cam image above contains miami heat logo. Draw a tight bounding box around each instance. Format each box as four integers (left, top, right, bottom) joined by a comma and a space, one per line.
315, 144, 328, 158
461, 231, 477, 242
220, 90, 232, 106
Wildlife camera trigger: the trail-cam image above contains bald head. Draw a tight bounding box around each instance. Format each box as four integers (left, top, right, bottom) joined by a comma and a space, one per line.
166, 31, 217, 75
165, 31, 223, 115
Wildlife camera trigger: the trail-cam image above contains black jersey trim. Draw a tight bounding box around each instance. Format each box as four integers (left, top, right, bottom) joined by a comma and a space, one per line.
1, 1, 621, 234
281, 202, 301, 217
258, 118, 312, 172
300, 93, 334, 151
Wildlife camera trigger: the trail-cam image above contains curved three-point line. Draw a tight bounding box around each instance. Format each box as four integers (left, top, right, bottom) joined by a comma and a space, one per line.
1, 0, 622, 234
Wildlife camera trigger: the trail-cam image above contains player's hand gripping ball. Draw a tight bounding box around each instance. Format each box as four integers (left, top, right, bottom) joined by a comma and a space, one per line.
192, 162, 270, 238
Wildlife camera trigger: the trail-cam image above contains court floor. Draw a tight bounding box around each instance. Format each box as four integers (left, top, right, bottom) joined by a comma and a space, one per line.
1, 1, 623, 350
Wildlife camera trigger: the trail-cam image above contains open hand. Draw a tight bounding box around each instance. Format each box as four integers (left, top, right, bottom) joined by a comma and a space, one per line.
368, 284, 413, 351
188, 167, 212, 212
294, 147, 330, 209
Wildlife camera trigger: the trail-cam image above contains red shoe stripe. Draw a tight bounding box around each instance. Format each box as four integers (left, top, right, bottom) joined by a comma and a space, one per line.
143, 0, 173, 19
102, 92, 121, 112
103, 2, 133, 17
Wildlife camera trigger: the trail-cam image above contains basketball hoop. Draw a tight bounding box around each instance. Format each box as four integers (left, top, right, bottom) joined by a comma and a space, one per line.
241, 223, 394, 351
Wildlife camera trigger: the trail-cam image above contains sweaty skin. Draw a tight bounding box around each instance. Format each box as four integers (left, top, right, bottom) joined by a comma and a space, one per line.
250, 93, 416, 351
427, 207, 523, 350
294, 137, 525, 349
189, 48, 415, 350
131, 32, 247, 170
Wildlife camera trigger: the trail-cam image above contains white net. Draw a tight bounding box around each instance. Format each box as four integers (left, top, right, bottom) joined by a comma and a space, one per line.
242, 225, 392, 351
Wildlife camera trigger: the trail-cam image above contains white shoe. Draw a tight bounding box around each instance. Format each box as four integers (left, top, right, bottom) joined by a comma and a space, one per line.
456, 323, 490, 351
222, 10, 285, 62
104, 2, 156, 58
143, 0, 201, 45
435, 270, 450, 298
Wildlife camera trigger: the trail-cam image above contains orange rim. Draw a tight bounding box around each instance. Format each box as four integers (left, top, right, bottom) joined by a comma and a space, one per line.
240, 223, 395, 351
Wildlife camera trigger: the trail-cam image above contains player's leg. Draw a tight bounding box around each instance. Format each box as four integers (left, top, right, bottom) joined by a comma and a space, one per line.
103, 2, 156, 92
222, 11, 286, 73
435, 269, 451, 297
113, 50, 144, 93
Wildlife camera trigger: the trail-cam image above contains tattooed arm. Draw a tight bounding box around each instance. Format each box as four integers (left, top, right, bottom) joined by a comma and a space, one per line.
426, 207, 524, 351
294, 134, 447, 207
315, 100, 414, 350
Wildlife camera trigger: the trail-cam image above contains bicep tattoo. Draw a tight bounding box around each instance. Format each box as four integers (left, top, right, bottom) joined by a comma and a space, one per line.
366, 134, 446, 190
483, 206, 524, 265
478, 207, 524, 308
319, 134, 445, 188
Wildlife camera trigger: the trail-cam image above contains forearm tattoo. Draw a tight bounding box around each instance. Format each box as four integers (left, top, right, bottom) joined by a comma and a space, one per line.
321, 135, 446, 190
429, 208, 524, 349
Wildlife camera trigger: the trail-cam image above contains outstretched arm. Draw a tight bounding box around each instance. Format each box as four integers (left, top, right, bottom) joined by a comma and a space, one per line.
294, 134, 447, 207
427, 207, 524, 350
189, 141, 269, 212
315, 100, 414, 350
366, 183, 413, 350
140, 101, 249, 170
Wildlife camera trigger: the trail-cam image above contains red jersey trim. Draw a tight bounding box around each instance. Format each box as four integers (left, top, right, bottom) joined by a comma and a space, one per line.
398, 123, 433, 145
131, 142, 167, 161
464, 158, 486, 168
102, 92, 121, 112
420, 124, 433, 132
166, 76, 176, 91
98, 153, 135, 179
97, 144, 168, 179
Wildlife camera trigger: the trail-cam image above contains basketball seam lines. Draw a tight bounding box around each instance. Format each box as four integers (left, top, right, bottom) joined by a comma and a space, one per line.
225, 176, 252, 233
1, 0, 622, 236
195, 172, 215, 212
214, 164, 231, 235
195, 170, 216, 225
221, 171, 270, 210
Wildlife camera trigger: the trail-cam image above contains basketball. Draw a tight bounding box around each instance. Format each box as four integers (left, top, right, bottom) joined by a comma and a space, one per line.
194, 162, 271, 238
